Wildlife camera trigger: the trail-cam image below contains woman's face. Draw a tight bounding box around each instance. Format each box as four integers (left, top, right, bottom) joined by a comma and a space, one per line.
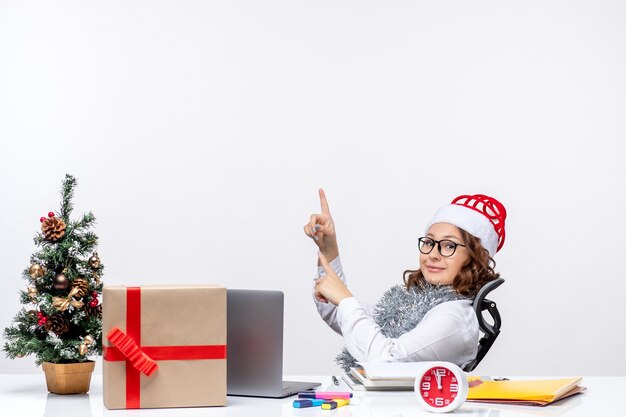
420, 223, 470, 285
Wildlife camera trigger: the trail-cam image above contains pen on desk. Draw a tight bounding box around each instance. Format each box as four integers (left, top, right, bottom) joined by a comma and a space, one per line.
332, 375, 339, 386
298, 391, 353, 400
468, 376, 510, 387
321, 398, 350, 410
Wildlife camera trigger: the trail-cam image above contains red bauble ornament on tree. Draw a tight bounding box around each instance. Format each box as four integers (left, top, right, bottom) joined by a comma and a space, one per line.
88, 299, 99, 308
40, 212, 55, 223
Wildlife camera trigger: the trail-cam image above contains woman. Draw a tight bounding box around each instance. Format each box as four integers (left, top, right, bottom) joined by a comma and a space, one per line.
304, 189, 506, 370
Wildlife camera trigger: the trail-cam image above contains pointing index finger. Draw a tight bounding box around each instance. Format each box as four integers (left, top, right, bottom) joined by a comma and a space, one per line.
319, 188, 331, 215
318, 251, 331, 272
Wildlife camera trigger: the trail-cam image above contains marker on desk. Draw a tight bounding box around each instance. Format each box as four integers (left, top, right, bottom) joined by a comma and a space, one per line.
293, 399, 326, 408
321, 398, 350, 410
298, 391, 353, 400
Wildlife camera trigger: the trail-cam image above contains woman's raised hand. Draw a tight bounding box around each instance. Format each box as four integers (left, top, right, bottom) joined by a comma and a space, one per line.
304, 189, 338, 259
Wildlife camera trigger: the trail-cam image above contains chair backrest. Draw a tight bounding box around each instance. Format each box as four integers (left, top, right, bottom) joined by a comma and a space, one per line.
463, 278, 505, 372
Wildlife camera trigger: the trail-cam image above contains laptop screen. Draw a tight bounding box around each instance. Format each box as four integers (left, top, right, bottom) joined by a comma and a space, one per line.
227, 289, 284, 396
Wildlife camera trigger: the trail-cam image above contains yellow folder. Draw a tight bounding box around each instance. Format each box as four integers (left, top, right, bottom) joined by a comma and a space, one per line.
467, 377, 585, 406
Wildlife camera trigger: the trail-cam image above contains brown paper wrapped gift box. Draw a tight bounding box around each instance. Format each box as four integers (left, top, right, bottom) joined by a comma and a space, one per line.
102, 285, 226, 409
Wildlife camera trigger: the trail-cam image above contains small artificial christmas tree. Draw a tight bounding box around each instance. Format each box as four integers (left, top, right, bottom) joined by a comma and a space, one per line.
3, 174, 104, 366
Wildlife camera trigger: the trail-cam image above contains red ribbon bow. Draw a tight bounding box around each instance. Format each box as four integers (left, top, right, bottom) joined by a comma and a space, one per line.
107, 327, 159, 377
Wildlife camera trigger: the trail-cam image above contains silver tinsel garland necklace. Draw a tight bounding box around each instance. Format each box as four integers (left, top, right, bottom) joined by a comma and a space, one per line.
335, 283, 470, 371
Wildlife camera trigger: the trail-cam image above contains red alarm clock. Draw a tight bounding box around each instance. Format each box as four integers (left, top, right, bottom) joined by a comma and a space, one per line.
415, 361, 468, 413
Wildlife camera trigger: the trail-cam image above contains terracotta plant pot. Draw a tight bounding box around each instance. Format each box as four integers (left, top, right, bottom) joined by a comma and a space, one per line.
42, 361, 95, 394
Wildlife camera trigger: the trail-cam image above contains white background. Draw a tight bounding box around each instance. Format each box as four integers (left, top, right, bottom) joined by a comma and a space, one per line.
1, 1, 625, 376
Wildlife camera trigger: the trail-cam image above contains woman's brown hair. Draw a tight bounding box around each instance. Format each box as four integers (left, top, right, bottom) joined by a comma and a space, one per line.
403, 228, 500, 298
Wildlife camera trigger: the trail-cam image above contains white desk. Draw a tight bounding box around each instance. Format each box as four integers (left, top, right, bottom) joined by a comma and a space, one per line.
0, 374, 621, 416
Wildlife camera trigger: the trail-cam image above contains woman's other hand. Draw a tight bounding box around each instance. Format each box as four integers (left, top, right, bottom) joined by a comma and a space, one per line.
315, 252, 353, 305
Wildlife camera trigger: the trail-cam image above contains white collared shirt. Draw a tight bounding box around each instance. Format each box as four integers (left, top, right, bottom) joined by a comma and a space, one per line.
314, 256, 479, 367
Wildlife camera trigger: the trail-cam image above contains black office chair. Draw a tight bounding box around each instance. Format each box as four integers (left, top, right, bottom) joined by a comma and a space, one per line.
463, 278, 504, 372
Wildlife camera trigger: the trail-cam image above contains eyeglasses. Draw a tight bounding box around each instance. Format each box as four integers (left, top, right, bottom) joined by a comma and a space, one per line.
418, 237, 466, 257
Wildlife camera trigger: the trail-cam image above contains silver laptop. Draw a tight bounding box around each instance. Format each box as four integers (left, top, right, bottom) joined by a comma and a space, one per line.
227, 289, 321, 398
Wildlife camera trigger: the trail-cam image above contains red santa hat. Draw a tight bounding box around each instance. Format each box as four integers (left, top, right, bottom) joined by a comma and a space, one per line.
425, 194, 507, 258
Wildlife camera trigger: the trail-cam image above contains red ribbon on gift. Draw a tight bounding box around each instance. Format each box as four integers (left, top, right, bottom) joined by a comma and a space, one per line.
103, 287, 227, 409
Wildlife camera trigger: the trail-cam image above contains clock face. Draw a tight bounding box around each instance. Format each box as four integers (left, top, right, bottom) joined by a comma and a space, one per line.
418, 365, 461, 409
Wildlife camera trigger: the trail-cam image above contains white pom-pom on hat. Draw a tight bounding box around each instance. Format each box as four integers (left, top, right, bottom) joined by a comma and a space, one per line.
425, 194, 507, 258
